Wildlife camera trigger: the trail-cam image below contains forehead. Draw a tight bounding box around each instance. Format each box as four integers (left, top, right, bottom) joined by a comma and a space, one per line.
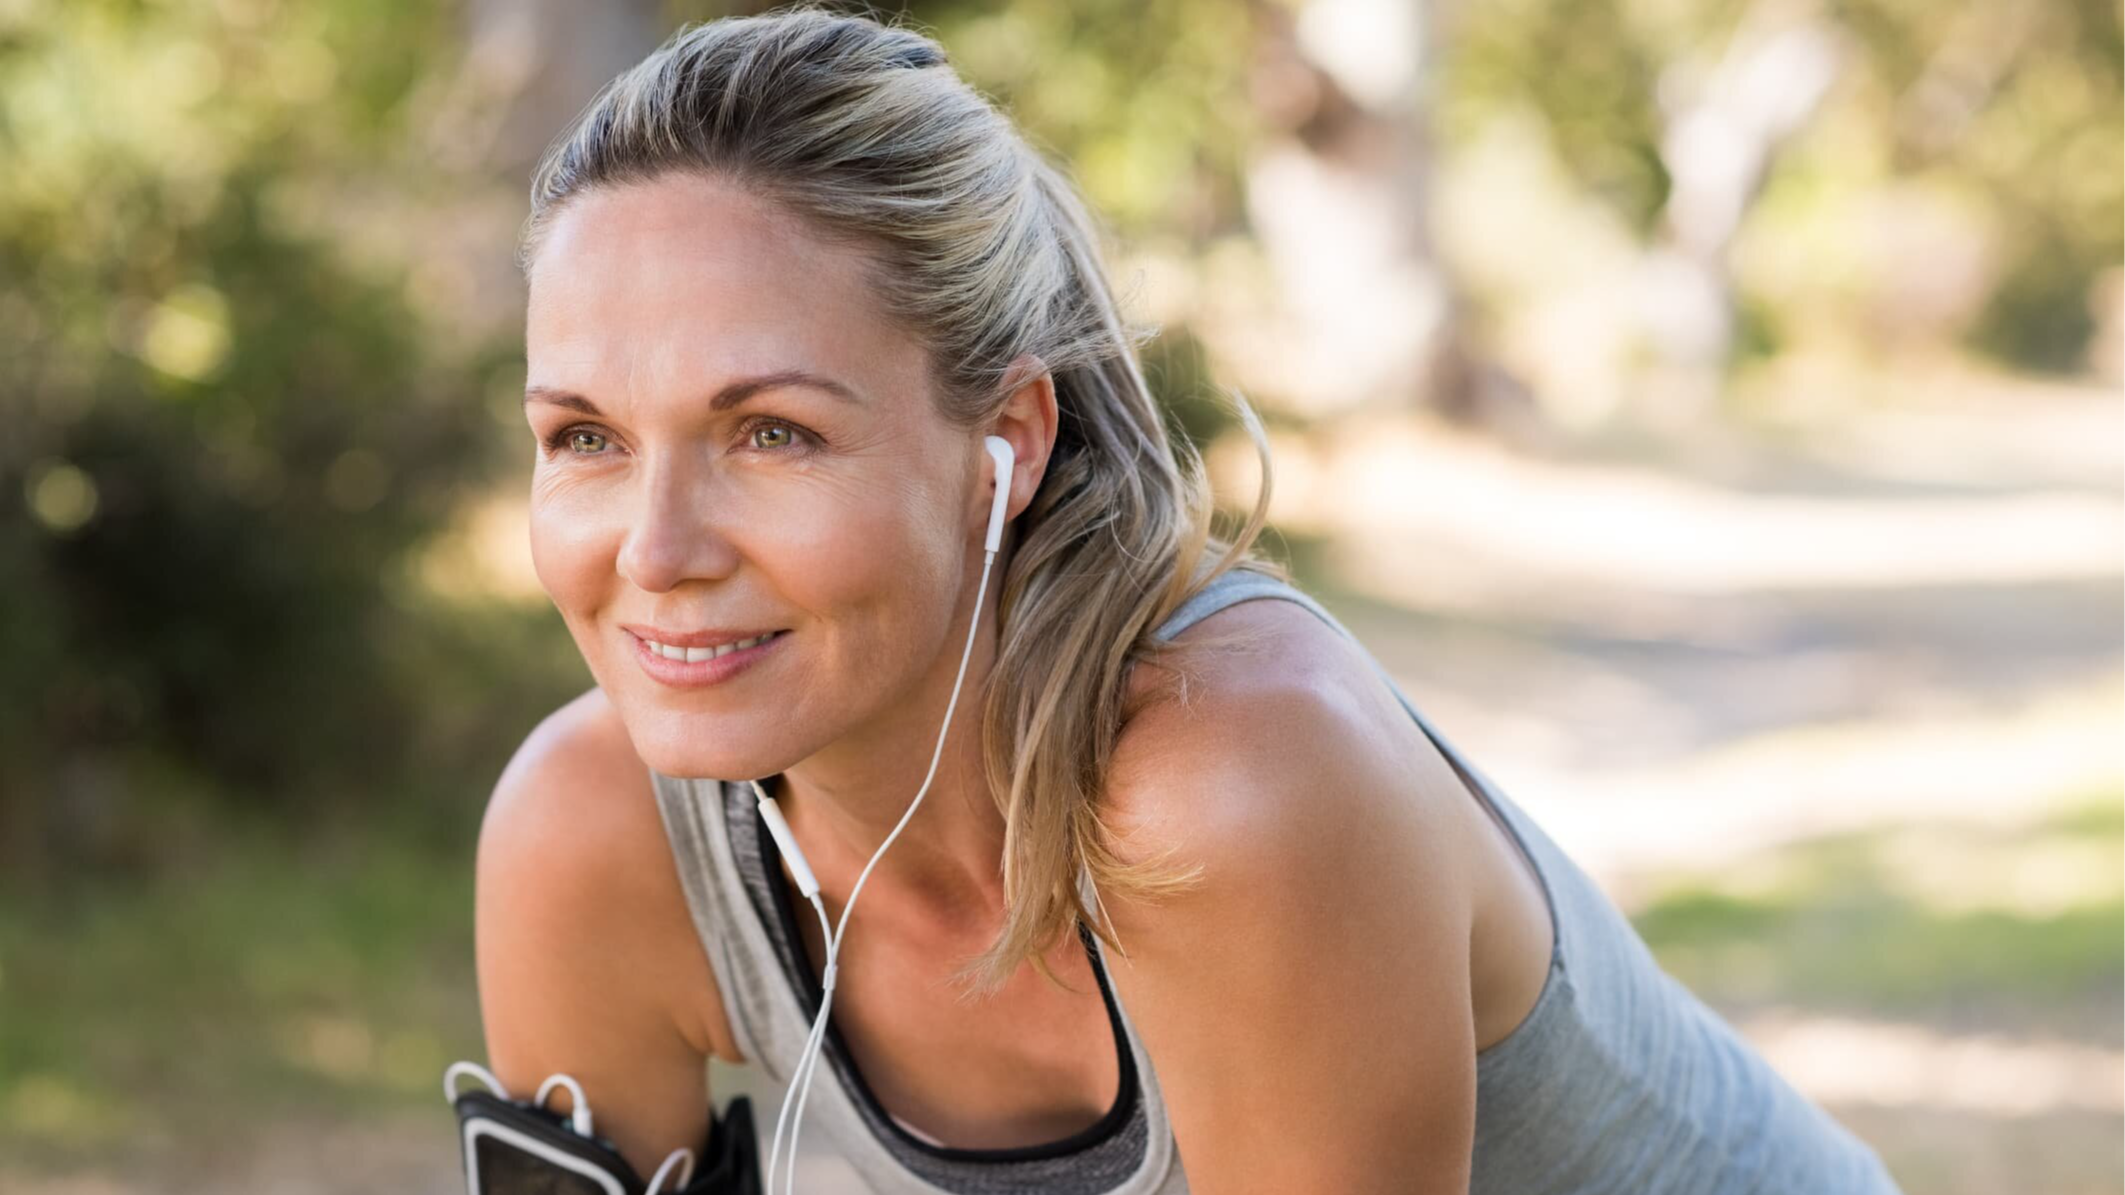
525, 174, 922, 401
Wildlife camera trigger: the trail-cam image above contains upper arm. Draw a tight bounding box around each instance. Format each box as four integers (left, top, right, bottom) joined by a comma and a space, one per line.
475, 688, 731, 1180
1100, 641, 1480, 1192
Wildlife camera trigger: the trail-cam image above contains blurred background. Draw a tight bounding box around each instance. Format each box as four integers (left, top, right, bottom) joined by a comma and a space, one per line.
0, 0, 2116, 1191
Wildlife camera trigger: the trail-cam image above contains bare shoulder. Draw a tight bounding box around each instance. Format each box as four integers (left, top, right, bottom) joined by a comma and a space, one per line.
482, 685, 739, 1062
1110, 590, 1470, 872
1097, 592, 1484, 1188
485, 686, 666, 875
475, 686, 737, 1177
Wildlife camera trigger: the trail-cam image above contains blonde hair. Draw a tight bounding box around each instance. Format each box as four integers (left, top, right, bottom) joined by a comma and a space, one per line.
521, 4, 1286, 997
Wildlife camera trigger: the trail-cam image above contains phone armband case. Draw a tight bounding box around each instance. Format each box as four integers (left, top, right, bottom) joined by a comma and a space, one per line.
450, 1081, 763, 1195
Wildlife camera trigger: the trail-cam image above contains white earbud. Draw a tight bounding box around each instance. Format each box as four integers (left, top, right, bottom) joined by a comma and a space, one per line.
982, 434, 1015, 554
755, 797, 819, 900
750, 431, 1017, 1195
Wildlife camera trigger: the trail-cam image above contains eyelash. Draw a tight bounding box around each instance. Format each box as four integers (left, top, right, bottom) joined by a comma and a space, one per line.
539, 417, 814, 460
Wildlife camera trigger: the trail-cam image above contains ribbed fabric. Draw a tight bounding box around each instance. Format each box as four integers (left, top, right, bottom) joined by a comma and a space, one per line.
649, 566, 1904, 1194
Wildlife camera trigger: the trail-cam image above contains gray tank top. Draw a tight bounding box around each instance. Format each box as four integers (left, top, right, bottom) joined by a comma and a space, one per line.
648, 567, 1904, 1194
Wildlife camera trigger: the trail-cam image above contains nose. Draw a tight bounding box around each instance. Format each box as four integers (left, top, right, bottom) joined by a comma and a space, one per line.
615, 455, 741, 592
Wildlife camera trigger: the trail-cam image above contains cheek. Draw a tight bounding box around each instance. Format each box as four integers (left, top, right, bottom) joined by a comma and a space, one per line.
760, 462, 953, 585
748, 469, 960, 655
526, 483, 621, 607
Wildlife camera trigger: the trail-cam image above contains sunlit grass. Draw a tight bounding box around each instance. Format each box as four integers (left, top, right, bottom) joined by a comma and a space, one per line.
0, 805, 484, 1168
1631, 793, 2124, 1031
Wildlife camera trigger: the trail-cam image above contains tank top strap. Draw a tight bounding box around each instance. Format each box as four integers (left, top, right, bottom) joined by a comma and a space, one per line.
1147, 565, 1339, 644
1141, 564, 1529, 880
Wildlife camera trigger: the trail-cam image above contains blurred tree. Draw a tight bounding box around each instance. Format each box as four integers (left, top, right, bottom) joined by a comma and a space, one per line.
655, 1, 1537, 435
1892, 0, 2124, 374
0, 0, 522, 886
1436, 0, 2122, 396
1232, 0, 1537, 433
655, 0, 1291, 446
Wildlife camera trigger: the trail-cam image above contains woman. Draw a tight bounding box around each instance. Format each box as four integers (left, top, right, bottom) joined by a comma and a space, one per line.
473, 7, 1904, 1193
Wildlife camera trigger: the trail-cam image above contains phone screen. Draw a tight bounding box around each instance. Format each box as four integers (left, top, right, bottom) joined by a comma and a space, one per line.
473, 1135, 620, 1195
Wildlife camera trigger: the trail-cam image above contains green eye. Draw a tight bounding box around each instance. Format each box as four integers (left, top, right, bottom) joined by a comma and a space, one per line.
752, 424, 795, 450
568, 430, 607, 454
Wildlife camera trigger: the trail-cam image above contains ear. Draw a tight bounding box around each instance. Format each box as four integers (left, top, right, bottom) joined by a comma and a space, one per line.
981, 353, 1059, 535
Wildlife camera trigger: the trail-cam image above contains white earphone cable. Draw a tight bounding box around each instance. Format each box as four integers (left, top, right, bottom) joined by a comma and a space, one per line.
759, 544, 1000, 1195
762, 895, 836, 1191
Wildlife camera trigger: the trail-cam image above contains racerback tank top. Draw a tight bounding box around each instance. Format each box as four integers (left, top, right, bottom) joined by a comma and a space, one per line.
647, 566, 1904, 1194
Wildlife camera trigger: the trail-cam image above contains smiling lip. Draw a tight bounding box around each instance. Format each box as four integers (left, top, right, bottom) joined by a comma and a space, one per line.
628, 627, 787, 689
620, 624, 786, 649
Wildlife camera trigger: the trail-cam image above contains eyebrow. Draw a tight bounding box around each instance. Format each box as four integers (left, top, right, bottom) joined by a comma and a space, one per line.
523, 370, 863, 415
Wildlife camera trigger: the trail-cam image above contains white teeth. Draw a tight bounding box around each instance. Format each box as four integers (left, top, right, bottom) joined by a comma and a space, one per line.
647, 631, 777, 663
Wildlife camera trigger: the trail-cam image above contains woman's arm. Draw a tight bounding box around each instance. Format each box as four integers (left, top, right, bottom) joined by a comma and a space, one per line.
474, 693, 733, 1180
1100, 667, 1480, 1194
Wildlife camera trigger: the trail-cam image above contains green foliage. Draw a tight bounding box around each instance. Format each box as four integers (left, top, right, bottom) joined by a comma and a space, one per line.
1633, 798, 2125, 1026
0, 0, 534, 882
0, 808, 485, 1163
1140, 322, 1234, 453
666, 0, 1269, 240
902, 0, 1265, 239
1438, 0, 2122, 376
1846, 0, 2122, 376
1438, 0, 1687, 236
1970, 229, 2102, 374
1731, 290, 1783, 364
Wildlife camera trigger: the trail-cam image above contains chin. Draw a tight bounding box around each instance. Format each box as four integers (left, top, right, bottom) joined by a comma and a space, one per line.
635, 741, 773, 783
616, 700, 808, 783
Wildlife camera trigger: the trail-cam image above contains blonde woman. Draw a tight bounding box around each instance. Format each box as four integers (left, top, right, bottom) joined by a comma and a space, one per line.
468, 8, 1904, 1193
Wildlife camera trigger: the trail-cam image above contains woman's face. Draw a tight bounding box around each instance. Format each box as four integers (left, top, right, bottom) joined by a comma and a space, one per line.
523, 174, 982, 780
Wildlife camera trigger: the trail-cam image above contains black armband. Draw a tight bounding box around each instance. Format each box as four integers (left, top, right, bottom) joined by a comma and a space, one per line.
446, 1061, 762, 1195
